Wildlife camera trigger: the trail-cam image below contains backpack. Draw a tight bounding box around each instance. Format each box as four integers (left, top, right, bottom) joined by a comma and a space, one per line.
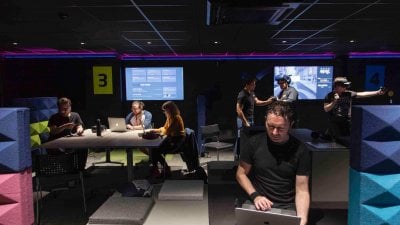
117, 179, 153, 197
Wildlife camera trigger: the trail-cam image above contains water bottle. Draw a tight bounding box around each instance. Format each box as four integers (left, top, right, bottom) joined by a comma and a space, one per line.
142, 118, 146, 134
96, 119, 101, 136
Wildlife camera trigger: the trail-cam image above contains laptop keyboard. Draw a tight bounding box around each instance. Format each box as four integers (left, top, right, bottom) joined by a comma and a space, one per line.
241, 202, 297, 216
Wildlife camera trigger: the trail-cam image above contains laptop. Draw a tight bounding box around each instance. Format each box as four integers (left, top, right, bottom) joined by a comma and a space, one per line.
108, 117, 128, 132
235, 207, 301, 225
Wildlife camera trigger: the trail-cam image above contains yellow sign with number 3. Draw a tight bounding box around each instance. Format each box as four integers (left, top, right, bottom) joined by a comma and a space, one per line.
93, 66, 113, 94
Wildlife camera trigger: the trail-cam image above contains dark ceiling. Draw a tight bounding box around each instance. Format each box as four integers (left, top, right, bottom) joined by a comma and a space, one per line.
0, 0, 399, 57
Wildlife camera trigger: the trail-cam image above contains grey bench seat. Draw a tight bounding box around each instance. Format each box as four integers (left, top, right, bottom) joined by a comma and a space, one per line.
158, 180, 204, 201
88, 194, 154, 225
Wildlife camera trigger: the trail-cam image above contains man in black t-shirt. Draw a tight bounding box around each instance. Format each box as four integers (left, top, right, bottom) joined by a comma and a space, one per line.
235, 77, 275, 158
323, 77, 386, 138
48, 97, 84, 141
47, 98, 87, 168
236, 101, 310, 225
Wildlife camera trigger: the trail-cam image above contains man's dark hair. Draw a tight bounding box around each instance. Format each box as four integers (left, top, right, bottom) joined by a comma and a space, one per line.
244, 77, 257, 86
57, 97, 71, 107
266, 101, 294, 124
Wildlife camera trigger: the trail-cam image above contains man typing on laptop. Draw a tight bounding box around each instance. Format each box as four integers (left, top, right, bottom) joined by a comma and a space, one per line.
236, 101, 311, 225
125, 101, 152, 130
124, 100, 153, 156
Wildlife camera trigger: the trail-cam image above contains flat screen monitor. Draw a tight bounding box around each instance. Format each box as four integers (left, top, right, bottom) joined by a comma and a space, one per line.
274, 66, 333, 100
124, 67, 184, 100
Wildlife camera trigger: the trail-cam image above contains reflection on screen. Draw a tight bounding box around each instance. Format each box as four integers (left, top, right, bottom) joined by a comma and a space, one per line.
274, 66, 333, 100
125, 67, 184, 100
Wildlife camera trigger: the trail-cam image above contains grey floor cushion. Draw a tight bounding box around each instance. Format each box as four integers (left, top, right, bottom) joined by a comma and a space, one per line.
88, 195, 154, 225
158, 180, 204, 200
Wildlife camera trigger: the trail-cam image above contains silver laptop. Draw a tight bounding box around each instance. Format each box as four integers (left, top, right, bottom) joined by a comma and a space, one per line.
108, 117, 127, 132
235, 207, 301, 225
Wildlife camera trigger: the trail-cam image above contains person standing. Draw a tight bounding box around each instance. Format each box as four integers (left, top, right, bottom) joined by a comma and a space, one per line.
275, 74, 299, 126
275, 75, 298, 103
323, 77, 386, 138
235, 77, 274, 158
236, 101, 311, 225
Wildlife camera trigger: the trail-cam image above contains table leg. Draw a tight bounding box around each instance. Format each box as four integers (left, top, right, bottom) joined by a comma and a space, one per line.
126, 148, 134, 181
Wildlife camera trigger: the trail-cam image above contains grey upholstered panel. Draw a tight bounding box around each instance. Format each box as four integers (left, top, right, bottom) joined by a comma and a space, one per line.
88, 195, 154, 225
158, 180, 204, 200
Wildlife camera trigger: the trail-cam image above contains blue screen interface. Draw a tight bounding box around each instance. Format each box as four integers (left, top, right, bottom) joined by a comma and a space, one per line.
274, 66, 333, 100
125, 67, 184, 100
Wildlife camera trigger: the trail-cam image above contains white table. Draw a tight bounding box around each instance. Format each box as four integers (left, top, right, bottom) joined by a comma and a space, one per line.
40, 129, 164, 181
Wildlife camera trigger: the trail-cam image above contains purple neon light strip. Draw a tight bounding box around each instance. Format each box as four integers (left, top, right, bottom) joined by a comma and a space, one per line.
2, 51, 335, 59
2, 51, 117, 58
349, 51, 400, 58
121, 52, 335, 60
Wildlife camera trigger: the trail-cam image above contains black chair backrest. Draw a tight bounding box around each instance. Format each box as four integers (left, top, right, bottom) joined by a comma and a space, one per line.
35, 152, 85, 176
200, 124, 220, 139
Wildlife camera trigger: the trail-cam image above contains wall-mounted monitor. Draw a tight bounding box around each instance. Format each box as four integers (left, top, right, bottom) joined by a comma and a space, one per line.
274, 66, 333, 100
124, 67, 184, 101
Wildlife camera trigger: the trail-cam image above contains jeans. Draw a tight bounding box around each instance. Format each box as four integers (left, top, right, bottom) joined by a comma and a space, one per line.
235, 117, 254, 157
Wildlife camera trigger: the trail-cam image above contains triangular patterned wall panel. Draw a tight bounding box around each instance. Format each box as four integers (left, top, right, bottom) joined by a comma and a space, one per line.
0, 108, 31, 173
349, 168, 400, 225
12, 97, 58, 123
30, 135, 41, 148
351, 140, 400, 174
12, 97, 57, 153
351, 105, 400, 173
0, 169, 34, 225
30, 121, 49, 136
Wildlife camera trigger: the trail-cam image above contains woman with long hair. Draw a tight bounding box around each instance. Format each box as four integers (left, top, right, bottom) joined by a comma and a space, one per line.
150, 101, 185, 178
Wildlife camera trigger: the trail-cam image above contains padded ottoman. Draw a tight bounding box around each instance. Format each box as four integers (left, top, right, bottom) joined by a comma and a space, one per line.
158, 180, 204, 200
88, 194, 154, 225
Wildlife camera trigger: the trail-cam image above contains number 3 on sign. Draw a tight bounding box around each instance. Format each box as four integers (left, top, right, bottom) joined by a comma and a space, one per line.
93, 66, 113, 94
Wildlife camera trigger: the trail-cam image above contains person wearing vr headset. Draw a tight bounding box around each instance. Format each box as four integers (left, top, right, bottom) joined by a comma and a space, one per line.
274, 75, 298, 103
324, 77, 386, 138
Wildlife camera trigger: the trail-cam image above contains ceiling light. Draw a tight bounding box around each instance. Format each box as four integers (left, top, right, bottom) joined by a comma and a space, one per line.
282, 40, 287, 43
349, 40, 355, 43
212, 41, 221, 45
12, 42, 18, 46
146, 41, 152, 45
80, 42, 86, 45
58, 12, 69, 20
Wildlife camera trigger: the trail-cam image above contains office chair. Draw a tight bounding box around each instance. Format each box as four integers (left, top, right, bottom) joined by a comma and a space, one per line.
200, 124, 234, 161
34, 151, 87, 224
161, 128, 201, 179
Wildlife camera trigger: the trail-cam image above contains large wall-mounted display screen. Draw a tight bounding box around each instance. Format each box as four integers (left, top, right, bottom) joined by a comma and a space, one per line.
274, 66, 333, 100
125, 67, 184, 100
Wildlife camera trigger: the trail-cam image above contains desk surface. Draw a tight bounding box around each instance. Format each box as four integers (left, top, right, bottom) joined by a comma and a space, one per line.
290, 128, 348, 152
40, 129, 164, 149
305, 141, 347, 151
40, 129, 164, 181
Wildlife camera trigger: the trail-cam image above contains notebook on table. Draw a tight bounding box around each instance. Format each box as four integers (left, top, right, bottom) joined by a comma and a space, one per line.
235, 207, 301, 225
108, 117, 128, 132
